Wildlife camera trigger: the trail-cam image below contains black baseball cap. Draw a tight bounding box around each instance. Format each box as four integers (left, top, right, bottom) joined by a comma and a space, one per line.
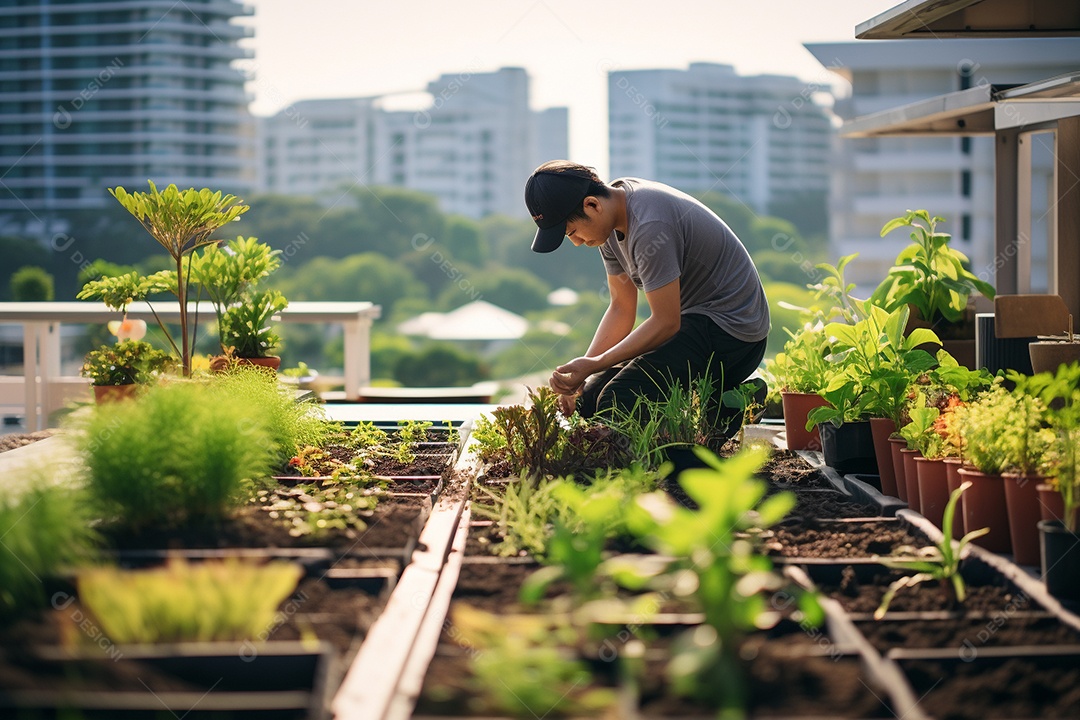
524, 162, 595, 253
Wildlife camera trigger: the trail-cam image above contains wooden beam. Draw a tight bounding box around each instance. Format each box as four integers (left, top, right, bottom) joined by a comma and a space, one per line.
1056, 116, 1080, 319
994, 129, 1021, 295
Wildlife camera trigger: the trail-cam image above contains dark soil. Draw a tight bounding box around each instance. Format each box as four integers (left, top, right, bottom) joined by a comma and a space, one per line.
856, 613, 1080, 653
366, 453, 451, 476
779, 488, 882, 519
761, 450, 833, 488
451, 560, 552, 610
101, 494, 427, 553
819, 565, 1028, 616
898, 654, 1080, 719
0, 430, 57, 454
416, 630, 893, 718
769, 520, 926, 558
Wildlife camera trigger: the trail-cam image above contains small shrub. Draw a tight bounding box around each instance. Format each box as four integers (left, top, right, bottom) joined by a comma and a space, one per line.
77, 559, 302, 643
10, 265, 54, 301
78, 380, 275, 531
0, 485, 99, 618
208, 365, 334, 463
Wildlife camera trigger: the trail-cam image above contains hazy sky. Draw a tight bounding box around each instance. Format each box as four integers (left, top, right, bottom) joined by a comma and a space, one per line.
239, 0, 899, 175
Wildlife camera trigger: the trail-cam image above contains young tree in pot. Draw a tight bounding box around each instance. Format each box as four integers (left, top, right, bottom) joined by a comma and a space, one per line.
109, 182, 249, 376
871, 209, 996, 334
80, 340, 175, 402
956, 382, 1015, 553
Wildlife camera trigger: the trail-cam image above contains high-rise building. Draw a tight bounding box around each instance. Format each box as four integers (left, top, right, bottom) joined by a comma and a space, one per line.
257, 67, 568, 219
0, 0, 255, 233
607, 63, 832, 216
805, 39, 1080, 290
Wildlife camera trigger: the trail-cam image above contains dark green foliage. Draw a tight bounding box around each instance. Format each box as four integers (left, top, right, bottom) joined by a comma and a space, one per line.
394, 343, 489, 387
0, 236, 49, 300
10, 266, 54, 301
78, 380, 275, 531
0, 485, 99, 618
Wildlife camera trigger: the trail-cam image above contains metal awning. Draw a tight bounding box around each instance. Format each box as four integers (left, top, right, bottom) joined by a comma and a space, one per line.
842, 73, 1080, 138
857, 0, 1080, 40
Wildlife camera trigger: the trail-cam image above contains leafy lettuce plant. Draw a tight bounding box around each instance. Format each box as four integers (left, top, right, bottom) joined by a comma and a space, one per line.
808, 302, 939, 429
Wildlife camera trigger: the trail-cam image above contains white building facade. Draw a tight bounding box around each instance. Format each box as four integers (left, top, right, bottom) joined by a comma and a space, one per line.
258, 67, 568, 219
607, 63, 832, 215
0, 0, 255, 229
806, 39, 1080, 290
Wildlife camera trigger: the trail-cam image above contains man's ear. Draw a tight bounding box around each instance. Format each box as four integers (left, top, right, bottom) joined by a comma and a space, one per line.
583, 195, 602, 215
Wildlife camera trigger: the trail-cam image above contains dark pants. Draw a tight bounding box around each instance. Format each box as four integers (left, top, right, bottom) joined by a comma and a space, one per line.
576, 313, 767, 427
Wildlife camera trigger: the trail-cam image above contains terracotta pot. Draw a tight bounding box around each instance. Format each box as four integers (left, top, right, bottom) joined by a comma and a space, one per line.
1035, 483, 1078, 531
888, 437, 909, 503
1002, 473, 1045, 566
915, 456, 950, 529
901, 448, 923, 513
870, 418, 898, 497
781, 392, 828, 451
957, 467, 1011, 553
93, 383, 138, 404
1029, 340, 1080, 375
238, 355, 282, 372
943, 458, 966, 539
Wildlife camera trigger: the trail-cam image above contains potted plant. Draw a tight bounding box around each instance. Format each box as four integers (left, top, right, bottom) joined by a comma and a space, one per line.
772, 323, 831, 451
189, 236, 283, 359
1029, 314, 1080, 374
109, 182, 249, 376
956, 382, 1014, 554
870, 209, 996, 367
808, 302, 939, 476
218, 289, 290, 371
80, 339, 175, 403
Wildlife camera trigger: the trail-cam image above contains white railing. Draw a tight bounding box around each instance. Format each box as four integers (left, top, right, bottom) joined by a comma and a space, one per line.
0, 301, 381, 430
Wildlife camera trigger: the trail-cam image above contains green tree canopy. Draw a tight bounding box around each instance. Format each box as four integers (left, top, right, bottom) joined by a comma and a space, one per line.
10, 266, 54, 301
275, 253, 427, 317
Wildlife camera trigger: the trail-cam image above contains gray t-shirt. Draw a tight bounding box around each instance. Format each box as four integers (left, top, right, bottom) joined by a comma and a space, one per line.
599, 177, 770, 343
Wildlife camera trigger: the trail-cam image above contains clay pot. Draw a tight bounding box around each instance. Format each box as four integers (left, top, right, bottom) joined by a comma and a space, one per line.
781, 392, 828, 451
1035, 483, 1078, 529
1001, 473, 1045, 566
943, 458, 966, 539
93, 383, 138, 404
211, 355, 282, 375
889, 437, 909, 503
870, 418, 898, 497
915, 456, 950, 529
957, 467, 1011, 553
901, 448, 923, 513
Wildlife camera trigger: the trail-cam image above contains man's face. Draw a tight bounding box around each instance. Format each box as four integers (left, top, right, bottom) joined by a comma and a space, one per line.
564, 198, 611, 248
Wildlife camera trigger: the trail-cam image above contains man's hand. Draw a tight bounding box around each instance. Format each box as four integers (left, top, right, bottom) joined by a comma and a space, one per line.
556, 393, 577, 417
551, 356, 599, 396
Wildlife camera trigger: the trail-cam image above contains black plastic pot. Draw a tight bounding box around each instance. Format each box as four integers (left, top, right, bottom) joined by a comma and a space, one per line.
819, 421, 877, 476
1040, 520, 1080, 605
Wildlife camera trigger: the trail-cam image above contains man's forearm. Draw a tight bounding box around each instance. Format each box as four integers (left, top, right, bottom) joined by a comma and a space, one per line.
593, 313, 680, 371
585, 303, 636, 357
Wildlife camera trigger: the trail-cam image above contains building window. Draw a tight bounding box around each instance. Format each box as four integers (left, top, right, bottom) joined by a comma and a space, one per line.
961, 137, 971, 155
961, 170, 971, 197
961, 213, 971, 241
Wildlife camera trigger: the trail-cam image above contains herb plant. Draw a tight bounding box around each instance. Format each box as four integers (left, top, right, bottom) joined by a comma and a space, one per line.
77, 559, 302, 644
626, 447, 822, 717
871, 210, 996, 326
875, 481, 989, 618
220, 288, 289, 358
80, 339, 175, 386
